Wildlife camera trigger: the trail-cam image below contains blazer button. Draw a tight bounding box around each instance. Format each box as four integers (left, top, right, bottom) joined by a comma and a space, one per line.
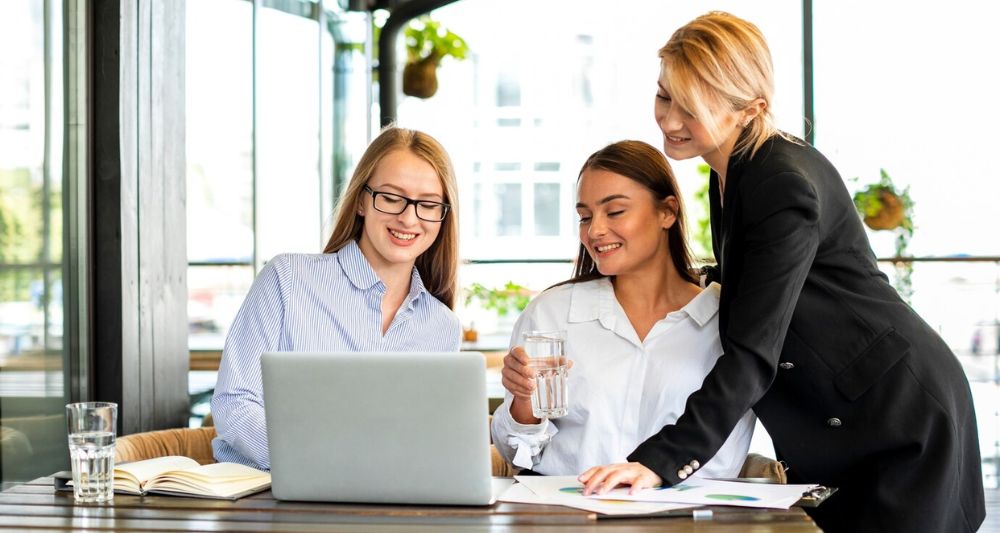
826, 417, 842, 428
683, 465, 694, 475
689, 460, 700, 469
779, 362, 795, 370
677, 470, 688, 480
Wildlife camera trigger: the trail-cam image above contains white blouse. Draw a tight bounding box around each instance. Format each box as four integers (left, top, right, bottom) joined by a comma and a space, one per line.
491, 279, 755, 479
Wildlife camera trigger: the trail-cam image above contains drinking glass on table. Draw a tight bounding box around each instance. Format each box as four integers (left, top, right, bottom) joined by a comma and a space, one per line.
523, 331, 569, 418
66, 402, 117, 503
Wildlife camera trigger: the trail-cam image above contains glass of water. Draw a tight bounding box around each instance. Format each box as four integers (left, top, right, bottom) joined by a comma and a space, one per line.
523, 330, 569, 418
66, 402, 117, 503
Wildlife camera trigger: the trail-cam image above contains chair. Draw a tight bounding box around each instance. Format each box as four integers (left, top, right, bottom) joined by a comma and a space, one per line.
738, 452, 787, 483
115, 427, 217, 465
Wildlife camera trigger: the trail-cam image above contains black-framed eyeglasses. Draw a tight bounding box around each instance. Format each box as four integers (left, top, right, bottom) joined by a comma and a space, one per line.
363, 185, 450, 222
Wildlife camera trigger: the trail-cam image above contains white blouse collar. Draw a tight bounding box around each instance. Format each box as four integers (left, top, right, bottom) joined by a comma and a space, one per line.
567, 278, 720, 328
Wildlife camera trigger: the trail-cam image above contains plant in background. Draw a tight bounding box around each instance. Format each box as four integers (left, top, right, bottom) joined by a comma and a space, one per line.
691, 164, 713, 260
402, 16, 469, 98
463, 281, 531, 317
852, 169, 915, 301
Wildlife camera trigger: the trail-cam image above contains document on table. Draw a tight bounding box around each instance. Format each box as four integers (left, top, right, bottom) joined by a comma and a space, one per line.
500, 475, 695, 516
592, 478, 819, 509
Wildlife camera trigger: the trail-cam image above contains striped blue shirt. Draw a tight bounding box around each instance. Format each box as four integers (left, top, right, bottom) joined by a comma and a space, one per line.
211, 240, 461, 469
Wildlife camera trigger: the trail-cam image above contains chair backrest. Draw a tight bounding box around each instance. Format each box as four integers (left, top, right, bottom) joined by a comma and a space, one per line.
115, 427, 217, 465
197, 412, 515, 476
738, 452, 787, 483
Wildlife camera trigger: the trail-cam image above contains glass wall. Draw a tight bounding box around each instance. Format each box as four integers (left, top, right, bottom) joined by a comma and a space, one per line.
812, 1, 1000, 487
186, 0, 255, 354
392, 0, 999, 483
395, 0, 803, 335
181, 0, 1000, 488
0, 0, 71, 485
185, 0, 370, 422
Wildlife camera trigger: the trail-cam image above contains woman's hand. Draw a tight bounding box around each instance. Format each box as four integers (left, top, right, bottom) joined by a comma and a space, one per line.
500, 346, 540, 424
500, 346, 573, 425
578, 462, 663, 495
500, 346, 535, 399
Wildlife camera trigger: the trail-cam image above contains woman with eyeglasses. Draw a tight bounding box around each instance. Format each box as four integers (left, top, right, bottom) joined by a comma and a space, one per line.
211, 126, 461, 470
577, 12, 984, 533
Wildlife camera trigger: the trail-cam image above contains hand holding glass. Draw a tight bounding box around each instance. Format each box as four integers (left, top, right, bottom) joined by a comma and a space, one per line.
66, 402, 117, 503
523, 331, 569, 418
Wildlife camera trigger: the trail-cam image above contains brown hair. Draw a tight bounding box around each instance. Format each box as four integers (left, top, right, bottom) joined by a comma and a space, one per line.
322, 126, 460, 308
659, 11, 784, 159
562, 140, 697, 286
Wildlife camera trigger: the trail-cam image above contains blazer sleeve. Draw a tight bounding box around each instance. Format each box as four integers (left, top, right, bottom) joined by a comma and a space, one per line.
628, 171, 820, 485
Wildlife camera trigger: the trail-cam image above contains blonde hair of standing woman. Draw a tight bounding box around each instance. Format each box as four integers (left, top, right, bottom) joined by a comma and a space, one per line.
322, 126, 460, 309
659, 11, 788, 159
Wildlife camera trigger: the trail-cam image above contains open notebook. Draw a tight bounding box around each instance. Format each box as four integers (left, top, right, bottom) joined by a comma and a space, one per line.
112, 456, 270, 500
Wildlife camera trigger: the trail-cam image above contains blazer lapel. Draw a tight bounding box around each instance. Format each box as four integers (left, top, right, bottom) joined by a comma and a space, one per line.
708, 171, 725, 267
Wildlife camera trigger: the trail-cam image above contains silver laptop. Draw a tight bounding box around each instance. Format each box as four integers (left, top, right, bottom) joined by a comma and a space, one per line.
261, 351, 510, 505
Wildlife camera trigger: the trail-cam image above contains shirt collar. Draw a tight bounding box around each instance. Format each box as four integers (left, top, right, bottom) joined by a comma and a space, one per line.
337, 239, 381, 291
336, 239, 427, 305
568, 278, 618, 330
681, 282, 721, 327
404, 265, 428, 308
567, 278, 720, 328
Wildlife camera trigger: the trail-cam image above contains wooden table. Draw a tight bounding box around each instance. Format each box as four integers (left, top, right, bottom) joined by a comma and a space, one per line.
0, 477, 822, 532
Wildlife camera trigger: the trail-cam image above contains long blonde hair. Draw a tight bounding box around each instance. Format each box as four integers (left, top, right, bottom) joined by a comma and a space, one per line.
322, 126, 460, 309
659, 11, 783, 159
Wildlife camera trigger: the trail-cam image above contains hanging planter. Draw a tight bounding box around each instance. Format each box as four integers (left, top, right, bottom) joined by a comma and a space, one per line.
402, 53, 441, 98
402, 16, 469, 99
853, 169, 916, 301
853, 169, 914, 234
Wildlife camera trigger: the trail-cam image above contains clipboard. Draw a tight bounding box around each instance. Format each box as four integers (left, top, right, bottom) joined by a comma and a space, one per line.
796, 485, 837, 507
594, 484, 836, 520
719, 477, 837, 508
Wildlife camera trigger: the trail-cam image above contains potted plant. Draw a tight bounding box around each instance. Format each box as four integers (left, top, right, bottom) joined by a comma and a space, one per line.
853, 169, 913, 233
464, 281, 532, 318
853, 169, 915, 300
463, 281, 532, 336
402, 16, 469, 99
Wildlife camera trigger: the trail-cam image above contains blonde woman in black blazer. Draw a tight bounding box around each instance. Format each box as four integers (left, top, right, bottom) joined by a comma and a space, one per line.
579, 12, 985, 533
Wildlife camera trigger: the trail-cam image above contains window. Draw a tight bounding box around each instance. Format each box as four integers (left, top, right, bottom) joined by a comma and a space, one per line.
185, 0, 370, 423
0, 0, 73, 485
812, 1, 1000, 487
396, 0, 803, 297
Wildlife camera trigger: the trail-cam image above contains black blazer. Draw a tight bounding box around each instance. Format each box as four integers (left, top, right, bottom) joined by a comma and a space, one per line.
628, 134, 985, 533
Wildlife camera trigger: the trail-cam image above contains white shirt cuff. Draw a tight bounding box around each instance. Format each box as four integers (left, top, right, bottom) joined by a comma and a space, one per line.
504, 416, 558, 470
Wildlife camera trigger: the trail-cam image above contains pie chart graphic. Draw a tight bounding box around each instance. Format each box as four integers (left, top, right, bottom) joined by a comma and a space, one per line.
705, 494, 760, 502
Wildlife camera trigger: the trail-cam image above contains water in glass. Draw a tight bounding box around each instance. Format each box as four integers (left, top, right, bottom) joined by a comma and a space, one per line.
66, 401, 117, 503
68, 431, 115, 503
524, 331, 569, 418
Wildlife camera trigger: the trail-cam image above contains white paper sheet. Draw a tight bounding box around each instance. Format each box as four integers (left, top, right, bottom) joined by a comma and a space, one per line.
503, 475, 694, 516
591, 478, 817, 509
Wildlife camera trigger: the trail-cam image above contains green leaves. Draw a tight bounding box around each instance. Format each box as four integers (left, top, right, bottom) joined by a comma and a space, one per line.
464, 281, 531, 317
851, 168, 916, 302
404, 16, 469, 64
851, 168, 914, 236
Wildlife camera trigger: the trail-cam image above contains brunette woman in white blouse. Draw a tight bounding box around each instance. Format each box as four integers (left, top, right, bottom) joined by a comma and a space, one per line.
491, 140, 755, 480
